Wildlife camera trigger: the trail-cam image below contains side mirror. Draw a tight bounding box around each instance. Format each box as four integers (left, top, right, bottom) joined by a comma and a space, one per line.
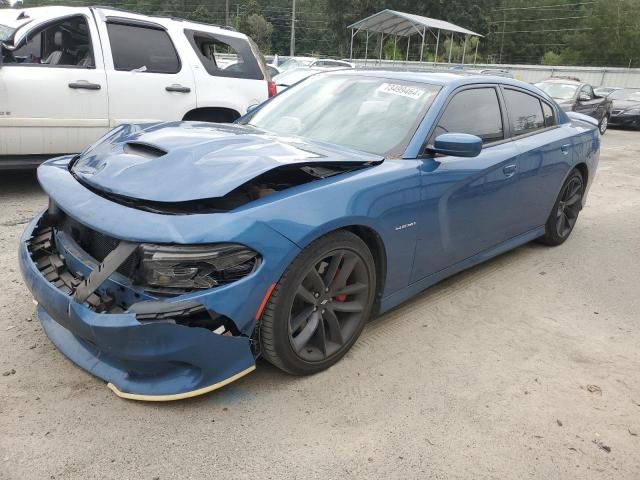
579, 92, 591, 102
430, 133, 483, 158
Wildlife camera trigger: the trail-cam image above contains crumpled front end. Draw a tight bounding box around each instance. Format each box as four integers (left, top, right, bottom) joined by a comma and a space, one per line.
19, 209, 263, 401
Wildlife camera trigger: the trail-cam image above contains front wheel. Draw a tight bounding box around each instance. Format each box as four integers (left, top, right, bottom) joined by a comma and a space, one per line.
599, 115, 608, 135
259, 231, 376, 375
538, 169, 584, 246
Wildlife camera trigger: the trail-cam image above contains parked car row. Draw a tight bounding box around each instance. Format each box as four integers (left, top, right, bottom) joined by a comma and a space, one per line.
534, 77, 640, 133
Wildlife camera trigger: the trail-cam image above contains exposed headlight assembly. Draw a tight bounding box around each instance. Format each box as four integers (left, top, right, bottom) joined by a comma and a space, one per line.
139, 244, 260, 292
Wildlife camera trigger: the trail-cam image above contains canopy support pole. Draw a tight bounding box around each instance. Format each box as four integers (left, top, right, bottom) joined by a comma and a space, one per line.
473, 37, 479, 65
393, 35, 397, 64
448, 33, 453, 63
406, 35, 410, 62
379, 32, 384, 64
461, 35, 468, 65
419, 27, 425, 62
349, 28, 355, 61
364, 31, 369, 65
434, 29, 440, 67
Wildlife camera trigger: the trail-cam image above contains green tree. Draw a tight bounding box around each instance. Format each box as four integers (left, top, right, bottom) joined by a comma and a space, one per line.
244, 13, 273, 53
540, 51, 562, 66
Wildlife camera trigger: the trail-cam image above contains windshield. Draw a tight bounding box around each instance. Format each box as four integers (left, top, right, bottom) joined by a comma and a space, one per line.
535, 82, 578, 100
609, 89, 640, 102
273, 68, 319, 86
0, 23, 15, 42
241, 74, 440, 156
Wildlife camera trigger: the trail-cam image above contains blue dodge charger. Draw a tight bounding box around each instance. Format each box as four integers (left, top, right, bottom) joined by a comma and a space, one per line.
19, 71, 600, 400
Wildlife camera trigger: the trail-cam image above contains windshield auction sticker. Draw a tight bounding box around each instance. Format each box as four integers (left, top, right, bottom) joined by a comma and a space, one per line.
377, 83, 425, 99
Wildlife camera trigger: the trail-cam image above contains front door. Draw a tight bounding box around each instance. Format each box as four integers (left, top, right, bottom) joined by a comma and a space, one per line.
574, 84, 600, 118
0, 13, 108, 157
96, 19, 197, 127
411, 86, 522, 282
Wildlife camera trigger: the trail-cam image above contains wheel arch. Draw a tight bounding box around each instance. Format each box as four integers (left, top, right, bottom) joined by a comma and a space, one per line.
574, 161, 589, 186
341, 224, 387, 313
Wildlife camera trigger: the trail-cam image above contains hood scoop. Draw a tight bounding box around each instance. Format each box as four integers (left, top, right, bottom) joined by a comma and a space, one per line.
123, 142, 167, 159
71, 121, 383, 203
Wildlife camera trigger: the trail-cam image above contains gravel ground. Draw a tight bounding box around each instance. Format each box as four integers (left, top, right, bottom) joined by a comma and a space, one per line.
1, 129, 639, 480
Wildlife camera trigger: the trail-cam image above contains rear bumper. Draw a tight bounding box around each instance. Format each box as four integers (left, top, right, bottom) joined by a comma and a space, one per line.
19, 212, 256, 400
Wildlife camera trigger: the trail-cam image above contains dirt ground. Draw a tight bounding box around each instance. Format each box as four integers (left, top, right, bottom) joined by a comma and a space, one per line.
1, 129, 639, 480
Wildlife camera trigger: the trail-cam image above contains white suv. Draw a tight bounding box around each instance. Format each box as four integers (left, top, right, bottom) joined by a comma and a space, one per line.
0, 6, 275, 169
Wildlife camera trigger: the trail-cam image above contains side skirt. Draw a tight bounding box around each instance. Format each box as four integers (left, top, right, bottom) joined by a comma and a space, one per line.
379, 226, 546, 313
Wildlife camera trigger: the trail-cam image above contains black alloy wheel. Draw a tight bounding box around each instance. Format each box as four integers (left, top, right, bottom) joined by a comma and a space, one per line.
539, 169, 584, 246
259, 231, 376, 375
289, 249, 370, 361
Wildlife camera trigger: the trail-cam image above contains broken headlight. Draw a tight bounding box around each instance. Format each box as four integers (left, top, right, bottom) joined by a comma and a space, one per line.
139, 244, 260, 291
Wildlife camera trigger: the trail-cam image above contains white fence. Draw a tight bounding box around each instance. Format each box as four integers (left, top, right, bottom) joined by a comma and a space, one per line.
350, 59, 640, 88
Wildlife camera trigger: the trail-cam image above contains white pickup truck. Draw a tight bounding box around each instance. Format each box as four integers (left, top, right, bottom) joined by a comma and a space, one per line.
0, 6, 275, 169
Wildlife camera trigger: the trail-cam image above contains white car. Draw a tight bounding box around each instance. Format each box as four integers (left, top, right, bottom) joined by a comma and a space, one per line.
0, 6, 275, 169
277, 56, 354, 72
272, 67, 326, 91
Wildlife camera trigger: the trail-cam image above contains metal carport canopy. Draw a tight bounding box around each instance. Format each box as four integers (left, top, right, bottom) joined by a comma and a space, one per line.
347, 9, 483, 65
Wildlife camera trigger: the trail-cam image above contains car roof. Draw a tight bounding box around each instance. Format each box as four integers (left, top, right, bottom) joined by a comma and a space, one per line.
322, 69, 543, 95
538, 78, 582, 86
3, 6, 246, 39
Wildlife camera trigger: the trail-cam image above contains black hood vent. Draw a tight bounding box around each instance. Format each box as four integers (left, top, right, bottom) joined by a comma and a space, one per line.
123, 142, 167, 159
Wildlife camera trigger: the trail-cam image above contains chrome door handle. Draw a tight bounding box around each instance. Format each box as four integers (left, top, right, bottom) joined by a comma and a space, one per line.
165, 84, 191, 93
503, 164, 517, 177
68, 80, 101, 90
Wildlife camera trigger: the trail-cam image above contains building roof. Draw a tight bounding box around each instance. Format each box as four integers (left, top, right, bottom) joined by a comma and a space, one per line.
347, 9, 482, 38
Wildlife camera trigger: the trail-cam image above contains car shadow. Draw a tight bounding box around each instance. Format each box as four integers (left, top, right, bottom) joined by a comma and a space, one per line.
0, 170, 42, 199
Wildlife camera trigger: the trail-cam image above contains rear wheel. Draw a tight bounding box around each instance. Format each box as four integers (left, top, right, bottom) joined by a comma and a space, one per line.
259, 231, 376, 375
539, 169, 584, 246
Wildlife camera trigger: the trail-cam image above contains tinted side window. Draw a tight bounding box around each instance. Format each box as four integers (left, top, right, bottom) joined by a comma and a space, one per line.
107, 23, 180, 73
504, 89, 545, 136
184, 29, 264, 80
541, 101, 556, 127
433, 88, 504, 144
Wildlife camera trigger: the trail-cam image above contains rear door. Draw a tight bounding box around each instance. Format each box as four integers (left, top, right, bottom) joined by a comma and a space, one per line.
502, 87, 573, 233
96, 17, 197, 126
0, 12, 108, 157
411, 85, 522, 282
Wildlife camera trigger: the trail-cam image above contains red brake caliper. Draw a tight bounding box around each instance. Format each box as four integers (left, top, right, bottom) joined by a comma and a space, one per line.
334, 268, 347, 302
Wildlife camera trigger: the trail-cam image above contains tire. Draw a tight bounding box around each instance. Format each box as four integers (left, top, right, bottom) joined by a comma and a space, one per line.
599, 115, 608, 135
538, 169, 584, 246
259, 230, 376, 375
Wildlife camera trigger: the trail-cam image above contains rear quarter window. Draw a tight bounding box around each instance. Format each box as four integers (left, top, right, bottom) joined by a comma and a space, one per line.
184, 29, 265, 80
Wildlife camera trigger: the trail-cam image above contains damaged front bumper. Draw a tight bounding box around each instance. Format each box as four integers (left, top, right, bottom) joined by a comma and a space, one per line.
19, 211, 258, 400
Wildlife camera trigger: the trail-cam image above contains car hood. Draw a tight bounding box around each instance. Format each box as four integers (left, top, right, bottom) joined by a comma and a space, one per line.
611, 100, 640, 111
71, 122, 383, 203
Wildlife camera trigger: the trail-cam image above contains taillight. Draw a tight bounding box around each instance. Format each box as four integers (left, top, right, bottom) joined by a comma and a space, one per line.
268, 81, 277, 98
